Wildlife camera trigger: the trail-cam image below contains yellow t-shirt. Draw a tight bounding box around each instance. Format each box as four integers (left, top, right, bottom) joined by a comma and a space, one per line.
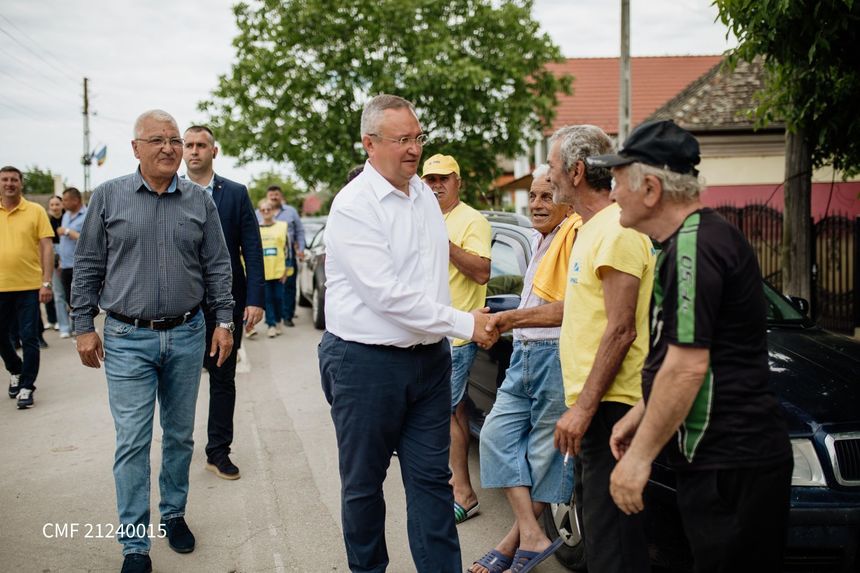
0, 198, 54, 292
259, 221, 288, 281
560, 202, 656, 407
445, 202, 492, 346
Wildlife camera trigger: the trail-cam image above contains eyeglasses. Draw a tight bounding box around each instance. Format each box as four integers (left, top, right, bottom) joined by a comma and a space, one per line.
368, 133, 430, 147
135, 137, 185, 148
259, 208, 272, 212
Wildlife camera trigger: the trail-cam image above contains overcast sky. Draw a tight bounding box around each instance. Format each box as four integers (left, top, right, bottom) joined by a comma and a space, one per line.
0, 0, 735, 191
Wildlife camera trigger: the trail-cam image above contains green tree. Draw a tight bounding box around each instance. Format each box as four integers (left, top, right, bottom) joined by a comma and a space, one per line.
715, 0, 860, 300
200, 0, 570, 205
247, 169, 304, 208
23, 166, 58, 195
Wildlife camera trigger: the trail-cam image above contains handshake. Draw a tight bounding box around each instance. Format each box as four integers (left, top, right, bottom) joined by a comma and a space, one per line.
470, 308, 512, 349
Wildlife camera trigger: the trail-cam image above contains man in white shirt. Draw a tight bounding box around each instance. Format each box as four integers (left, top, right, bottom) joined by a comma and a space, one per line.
319, 94, 497, 573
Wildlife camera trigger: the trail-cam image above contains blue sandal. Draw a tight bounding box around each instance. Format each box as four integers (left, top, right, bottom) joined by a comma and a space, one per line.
508, 538, 564, 572
467, 548, 513, 573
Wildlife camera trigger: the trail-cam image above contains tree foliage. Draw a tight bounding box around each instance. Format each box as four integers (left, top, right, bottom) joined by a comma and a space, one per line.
200, 0, 570, 203
246, 169, 304, 208
23, 166, 59, 196
715, 0, 860, 176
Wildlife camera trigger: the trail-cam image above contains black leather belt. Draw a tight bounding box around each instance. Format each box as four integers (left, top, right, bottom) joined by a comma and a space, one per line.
108, 306, 200, 330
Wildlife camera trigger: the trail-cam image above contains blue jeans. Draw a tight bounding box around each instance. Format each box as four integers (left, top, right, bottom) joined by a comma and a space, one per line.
319, 332, 461, 573
282, 258, 297, 320
0, 290, 40, 390
450, 341, 478, 411
479, 340, 573, 503
264, 280, 285, 326
52, 268, 71, 335
103, 309, 206, 556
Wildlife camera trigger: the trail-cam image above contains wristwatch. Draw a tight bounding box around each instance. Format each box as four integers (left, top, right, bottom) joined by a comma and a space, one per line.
217, 321, 235, 333
64, 228, 71, 236
41, 282, 52, 289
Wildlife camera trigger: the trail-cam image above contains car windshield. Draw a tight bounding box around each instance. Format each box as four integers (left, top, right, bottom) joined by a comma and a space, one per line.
763, 282, 807, 326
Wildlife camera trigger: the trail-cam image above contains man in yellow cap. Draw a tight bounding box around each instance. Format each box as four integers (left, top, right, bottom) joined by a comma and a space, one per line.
422, 154, 491, 524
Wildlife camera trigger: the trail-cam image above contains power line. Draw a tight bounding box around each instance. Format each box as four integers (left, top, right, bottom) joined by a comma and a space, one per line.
0, 67, 80, 108
0, 14, 81, 83
0, 99, 44, 122
0, 44, 81, 99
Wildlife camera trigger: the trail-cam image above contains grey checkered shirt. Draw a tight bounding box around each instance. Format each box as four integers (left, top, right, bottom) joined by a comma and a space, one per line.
71, 170, 234, 333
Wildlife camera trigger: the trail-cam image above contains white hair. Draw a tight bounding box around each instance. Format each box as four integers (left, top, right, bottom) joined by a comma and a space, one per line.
532, 164, 549, 179
548, 125, 614, 190
360, 94, 417, 136
133, 109, 179, 138
624, 162, 703, 203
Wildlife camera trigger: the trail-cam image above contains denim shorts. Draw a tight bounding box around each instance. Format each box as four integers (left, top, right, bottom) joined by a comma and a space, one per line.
450, 341, 478, 411
479, 339, 573, 503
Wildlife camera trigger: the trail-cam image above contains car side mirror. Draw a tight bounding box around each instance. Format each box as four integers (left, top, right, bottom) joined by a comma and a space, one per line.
485, 294, 521, 313
789, 296, 810, 315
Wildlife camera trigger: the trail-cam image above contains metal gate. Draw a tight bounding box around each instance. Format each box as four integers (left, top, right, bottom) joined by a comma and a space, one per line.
715, 204, 858, 335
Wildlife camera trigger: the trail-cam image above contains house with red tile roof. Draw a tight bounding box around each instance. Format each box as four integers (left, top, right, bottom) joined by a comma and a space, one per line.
497, 55, 723, 212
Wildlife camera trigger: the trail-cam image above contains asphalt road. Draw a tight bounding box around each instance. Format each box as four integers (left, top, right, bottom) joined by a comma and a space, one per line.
0, 310, 571, 573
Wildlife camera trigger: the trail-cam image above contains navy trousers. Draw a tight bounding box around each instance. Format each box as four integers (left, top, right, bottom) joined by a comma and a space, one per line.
0, 290, 40, 390
319, 332, 461, 573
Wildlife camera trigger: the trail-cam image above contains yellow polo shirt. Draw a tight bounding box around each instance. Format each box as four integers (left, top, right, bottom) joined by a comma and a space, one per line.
559, 202, 656, 406
444, 202, 491, 346
0, 198, 54, 292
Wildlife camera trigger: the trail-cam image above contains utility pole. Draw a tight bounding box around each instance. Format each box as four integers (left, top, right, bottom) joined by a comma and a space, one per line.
618, 0, 631, 143
82, 77, 91, 194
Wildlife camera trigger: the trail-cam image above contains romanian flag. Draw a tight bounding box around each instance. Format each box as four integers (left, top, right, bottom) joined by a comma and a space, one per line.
94, 145, 107, 167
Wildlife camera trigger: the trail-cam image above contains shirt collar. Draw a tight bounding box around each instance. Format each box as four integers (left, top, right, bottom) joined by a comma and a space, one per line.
203, 175, 215, 195
135, 168, 179, 194
363, 160, 424, 202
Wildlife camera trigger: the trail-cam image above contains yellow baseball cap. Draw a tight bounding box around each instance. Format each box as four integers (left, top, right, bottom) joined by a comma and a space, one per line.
422, 154, 460, 178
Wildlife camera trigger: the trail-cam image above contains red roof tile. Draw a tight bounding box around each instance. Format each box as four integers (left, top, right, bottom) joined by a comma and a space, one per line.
545, 56, 723, 135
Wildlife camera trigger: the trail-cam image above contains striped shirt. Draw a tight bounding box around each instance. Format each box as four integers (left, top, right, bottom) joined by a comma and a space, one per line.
71, 170, 234, 333
514, 224, 563, 342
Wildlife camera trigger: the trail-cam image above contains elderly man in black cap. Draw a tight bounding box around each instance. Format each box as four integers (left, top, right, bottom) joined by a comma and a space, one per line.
595, 120, 792, 573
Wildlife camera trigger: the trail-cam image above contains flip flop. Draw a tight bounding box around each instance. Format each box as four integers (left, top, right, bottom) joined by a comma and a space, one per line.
467, 548, 513, 573
454, 501, 480, 524
507, 537, 564, 573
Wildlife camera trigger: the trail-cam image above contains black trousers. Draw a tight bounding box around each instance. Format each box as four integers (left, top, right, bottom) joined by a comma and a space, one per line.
575, 401, 650, 573
676, 461, 792, 573
203, 314, 244, 460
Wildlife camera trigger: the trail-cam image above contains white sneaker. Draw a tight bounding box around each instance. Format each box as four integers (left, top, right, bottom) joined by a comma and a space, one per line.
8, 374, 20, 398
16, 387, 33, 409
267, 326, 277, 338
274, 324, 283, 335
52, 323, 60, 331
59, 332, 71, 339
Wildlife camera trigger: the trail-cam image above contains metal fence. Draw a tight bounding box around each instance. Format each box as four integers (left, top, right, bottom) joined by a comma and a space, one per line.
715, 203, 858, 335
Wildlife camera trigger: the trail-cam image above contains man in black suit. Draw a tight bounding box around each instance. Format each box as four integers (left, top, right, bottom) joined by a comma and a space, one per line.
184, 125, 265, 480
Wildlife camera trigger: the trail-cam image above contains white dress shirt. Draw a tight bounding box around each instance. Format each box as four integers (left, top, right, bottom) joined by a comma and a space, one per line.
324, 160, 475, 347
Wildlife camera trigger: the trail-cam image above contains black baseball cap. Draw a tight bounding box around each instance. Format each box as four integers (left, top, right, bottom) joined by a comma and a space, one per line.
586, 120, 701, 176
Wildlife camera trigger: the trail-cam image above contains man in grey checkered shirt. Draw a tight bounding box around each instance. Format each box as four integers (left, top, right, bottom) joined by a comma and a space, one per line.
71, 109, 234, 573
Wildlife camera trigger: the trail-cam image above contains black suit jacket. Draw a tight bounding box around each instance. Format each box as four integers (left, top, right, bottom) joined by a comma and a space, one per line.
208, 174, 265, 317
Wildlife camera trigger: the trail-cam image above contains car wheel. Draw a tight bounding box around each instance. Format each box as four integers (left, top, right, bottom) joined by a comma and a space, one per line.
311, 282, 326, 330
542, 494, 586, 571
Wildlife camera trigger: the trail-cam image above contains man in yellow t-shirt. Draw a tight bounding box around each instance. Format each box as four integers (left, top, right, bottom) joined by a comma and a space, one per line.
0, 165, 55, 409
548, 127, 655, 573
422, 154, 491, 524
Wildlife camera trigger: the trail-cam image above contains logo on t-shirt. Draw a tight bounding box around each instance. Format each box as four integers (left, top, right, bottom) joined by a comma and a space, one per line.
569, 259, 581, 285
